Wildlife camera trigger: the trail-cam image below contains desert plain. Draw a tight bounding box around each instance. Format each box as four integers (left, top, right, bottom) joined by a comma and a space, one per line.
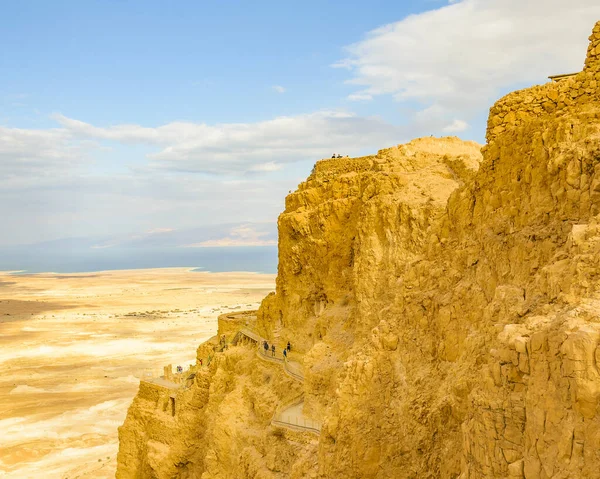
0, 267, 275, 479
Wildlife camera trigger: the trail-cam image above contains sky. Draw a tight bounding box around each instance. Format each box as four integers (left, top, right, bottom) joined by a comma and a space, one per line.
1, 0, 600, 250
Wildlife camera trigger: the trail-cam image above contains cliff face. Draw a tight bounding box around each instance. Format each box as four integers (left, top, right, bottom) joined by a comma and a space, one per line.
117, 22, 600, 479
116, 335, 309, 479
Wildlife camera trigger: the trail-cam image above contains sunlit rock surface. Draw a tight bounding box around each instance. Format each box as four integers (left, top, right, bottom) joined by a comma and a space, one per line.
117, 22, 600, 479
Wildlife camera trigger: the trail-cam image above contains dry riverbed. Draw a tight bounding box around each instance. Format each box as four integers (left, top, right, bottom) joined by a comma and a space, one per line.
0, 268, 274, 479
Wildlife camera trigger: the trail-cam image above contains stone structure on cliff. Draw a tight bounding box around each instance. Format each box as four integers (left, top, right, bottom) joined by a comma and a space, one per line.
117, 22, 600, 478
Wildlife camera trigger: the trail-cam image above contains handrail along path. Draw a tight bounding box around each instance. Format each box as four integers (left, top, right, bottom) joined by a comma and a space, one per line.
235, 328, 321, 435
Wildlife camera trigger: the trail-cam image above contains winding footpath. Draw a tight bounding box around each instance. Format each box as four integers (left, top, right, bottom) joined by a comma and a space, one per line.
236, 329, 322, 435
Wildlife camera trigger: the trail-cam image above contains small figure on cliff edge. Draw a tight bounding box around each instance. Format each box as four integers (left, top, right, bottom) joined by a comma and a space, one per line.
283, 348, 287, 360
263, 340, 269, 355
331, 153, 336, 158
271, 344, 275, 357
287, 341, 291, 352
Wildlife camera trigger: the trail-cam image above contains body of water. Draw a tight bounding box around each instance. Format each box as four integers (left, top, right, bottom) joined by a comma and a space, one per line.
0, 245, 278, 274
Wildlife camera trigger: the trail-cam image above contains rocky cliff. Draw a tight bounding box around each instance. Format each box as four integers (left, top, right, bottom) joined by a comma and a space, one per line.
117, 22, 600, 479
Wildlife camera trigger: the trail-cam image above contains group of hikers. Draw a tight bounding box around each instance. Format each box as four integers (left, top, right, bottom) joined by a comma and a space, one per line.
183, 337, 291, 381
331, 153, 348, 158
263, 340, 292, 360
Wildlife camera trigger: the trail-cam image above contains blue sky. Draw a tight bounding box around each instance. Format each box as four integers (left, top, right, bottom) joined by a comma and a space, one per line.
1, 0, 420, 128
1, 0, 599, 249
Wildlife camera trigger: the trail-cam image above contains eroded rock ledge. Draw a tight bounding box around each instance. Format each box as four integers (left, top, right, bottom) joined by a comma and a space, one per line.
117, 22, 600, 479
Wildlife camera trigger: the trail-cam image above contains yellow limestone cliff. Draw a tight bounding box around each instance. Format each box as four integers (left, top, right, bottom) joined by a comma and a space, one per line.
117, 22, 600, 479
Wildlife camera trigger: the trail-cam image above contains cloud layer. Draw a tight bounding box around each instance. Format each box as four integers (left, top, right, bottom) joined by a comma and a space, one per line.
50, 111, 402, 175
185, 224, 277, 248
337, 0, 600, 127
5, 0, 599, 247
0, 126, 87, 178
0, 111, 405, 246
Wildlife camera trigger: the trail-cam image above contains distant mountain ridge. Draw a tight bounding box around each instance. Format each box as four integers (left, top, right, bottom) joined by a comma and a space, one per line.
0, 223, 278, 274
5, 222, 277, 250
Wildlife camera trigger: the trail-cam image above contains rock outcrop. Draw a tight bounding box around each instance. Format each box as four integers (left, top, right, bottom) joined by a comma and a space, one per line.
117, 22, 600, 478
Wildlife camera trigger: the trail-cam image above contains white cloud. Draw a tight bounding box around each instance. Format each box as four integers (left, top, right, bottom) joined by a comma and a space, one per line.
52, 110, 405, 175
185, 224, 277, 248
0, 161, 295, 246
272, 85, 286, 93
337, 0, 600, 123
249, 162, 283, 172
0, 103, 456, 246
90, 243, 115, 249
348, 92, 373, 101
443, 119, 468, 132
0, 126, 88, 178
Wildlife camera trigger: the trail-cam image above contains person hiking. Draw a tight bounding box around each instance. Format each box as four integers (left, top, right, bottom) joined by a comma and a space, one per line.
287, 341, 291, 352
331, 153, 336, 158
283, 348, 287, 360
263, 341, 269, 355
271, 344, 275, 357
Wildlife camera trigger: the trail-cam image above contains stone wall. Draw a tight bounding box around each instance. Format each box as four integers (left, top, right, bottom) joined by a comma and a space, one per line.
486, 21, 600, 144
585, 21, 600, 71
217, 310, 256, 338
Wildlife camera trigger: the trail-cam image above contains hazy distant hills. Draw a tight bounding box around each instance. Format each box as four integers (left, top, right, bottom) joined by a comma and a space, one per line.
0, 222, 278, 274
6, 222, 277, 250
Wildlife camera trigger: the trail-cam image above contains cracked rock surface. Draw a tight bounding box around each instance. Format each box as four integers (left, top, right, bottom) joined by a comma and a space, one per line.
117, 22, 600, 479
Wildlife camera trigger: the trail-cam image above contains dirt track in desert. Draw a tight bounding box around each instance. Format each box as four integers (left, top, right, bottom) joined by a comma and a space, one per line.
0, 268, 275, 479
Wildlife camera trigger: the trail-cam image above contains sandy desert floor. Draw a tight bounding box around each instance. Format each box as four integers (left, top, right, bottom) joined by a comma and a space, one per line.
0, 268, 275, 479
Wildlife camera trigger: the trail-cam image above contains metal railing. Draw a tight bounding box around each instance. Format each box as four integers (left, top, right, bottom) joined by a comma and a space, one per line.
255, 347, 304, 382
236, 327, 321, 434
271, 400, 322, 435
257, 347, 284, 363
236, 327, 305, 380
240, 328, 261, 342
283, 361, 303, 381
271, 417, 321, 435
